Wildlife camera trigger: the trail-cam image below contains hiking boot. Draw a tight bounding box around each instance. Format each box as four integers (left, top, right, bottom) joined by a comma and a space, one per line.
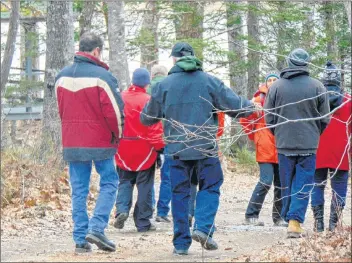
312, 205, 324, 232
173, 248, 189, 255
287, 220, 304, 238
114, 213, 128, 229
329, 204, 342, 232
138, 223, 157, 232
75, 243, 92, 253
273, 219, 288, 227
85, 231, 116, 252
191, 230, 218, 250
245, 217, 264, 226
188, 214, 193, 227
156, 216, 171, 223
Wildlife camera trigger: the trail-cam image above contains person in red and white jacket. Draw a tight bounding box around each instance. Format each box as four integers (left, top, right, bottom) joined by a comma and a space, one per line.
114, 68, 165, 232
311, 61, 351, 232
55, 32, 124, 253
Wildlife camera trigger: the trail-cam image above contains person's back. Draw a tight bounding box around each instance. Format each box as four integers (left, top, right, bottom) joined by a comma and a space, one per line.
145, 56, 252, 160
264, 48, 330, 239
265, 59, 329, 155
141, 42, 255, 255
55, 32, 124, 253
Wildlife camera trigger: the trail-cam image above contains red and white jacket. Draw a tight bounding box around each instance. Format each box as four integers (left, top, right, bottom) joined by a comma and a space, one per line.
115, 85, 165, 171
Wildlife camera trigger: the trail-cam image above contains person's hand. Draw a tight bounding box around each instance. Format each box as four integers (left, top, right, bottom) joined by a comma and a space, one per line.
156, 153, 165, 169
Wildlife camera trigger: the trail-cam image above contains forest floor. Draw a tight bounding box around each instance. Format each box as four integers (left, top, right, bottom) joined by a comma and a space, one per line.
1, 158, 351, 262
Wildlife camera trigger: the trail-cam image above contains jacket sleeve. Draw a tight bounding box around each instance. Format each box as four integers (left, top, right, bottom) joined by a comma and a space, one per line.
141, 82, 163, 126
216, 112, 225, 138
210, 78, 254, 119
264, 85, 277, 135
317, 84, 330, 134
99, 74, 125, 139
146, 121, 165, 151
239, 113, 258, 141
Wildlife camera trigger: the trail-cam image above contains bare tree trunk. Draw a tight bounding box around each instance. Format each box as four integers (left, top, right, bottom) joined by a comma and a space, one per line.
79, 1, 96, 36
276, 2, 286, 71
227, 2, 249, 146
302, 5, 315, 50
172, 1, 204, 60
226, 2, 247, 97
344, 2, 351, 28
42, 1, 74, 160
107, 0, 130, 90
0, 1, 20, 95
247, 2, 260, 99
324, 1, 337, 60
140, 1, 159, 71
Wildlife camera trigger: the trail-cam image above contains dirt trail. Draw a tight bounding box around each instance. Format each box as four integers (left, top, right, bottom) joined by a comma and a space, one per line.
1, 166, 351, 262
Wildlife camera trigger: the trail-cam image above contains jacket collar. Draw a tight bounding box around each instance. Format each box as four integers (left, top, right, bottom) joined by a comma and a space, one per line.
74, 52, 109, 70
128, 84, 147, 93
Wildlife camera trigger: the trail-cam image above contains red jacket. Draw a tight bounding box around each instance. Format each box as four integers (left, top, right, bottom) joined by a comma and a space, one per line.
316, 94, 351, 171
55, 52, 124, 162
240, 84, 278, 163
115, 85, 165, 171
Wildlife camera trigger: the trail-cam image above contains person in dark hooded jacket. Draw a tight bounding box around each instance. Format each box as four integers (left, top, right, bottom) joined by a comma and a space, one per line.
264, 48, 330, 238
141, 42, 256, 255
311, 61, 351, 233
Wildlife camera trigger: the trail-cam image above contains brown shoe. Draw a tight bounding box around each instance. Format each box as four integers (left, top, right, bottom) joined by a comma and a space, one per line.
287, 220, 304, 238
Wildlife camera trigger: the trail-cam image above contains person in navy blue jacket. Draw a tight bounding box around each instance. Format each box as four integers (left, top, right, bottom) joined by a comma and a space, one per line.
141, 42, 255, 255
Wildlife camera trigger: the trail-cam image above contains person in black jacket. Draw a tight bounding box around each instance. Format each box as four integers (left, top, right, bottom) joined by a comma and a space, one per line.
264, 48, 330, 238
141, 42, 256, 255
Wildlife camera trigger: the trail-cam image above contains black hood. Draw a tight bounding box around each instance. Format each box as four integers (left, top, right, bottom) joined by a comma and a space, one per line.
325, 84, 343, 111
280, 67, 309, 79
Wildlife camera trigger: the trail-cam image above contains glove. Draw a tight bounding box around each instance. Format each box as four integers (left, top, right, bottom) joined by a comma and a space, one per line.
156, 153, 165, 169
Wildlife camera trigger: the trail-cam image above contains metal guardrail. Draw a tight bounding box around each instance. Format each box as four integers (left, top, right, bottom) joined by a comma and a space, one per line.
3, 105, 43, 121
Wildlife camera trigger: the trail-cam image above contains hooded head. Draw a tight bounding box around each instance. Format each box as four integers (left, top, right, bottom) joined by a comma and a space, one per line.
286, 48, 310, 68
132, 68, 151, 88
322, 61, 343, 111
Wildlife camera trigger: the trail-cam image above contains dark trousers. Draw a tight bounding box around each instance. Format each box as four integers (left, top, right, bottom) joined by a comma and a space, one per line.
278, 154, 316, 223
245, 163, 283, 223
311, 168, 349, 209
115, 165, 155, 231
169, 157, 223, 250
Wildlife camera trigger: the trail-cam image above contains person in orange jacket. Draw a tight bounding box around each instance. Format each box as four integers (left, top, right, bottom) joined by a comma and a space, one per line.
240, 73, 287, 226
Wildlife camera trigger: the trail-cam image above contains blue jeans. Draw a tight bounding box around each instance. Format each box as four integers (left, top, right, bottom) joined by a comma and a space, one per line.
278, 154, 316, 223
69, 157, 118, 245
115, 166, 155, 231
157, 157, 172, 217
245, 163, 282, 223
170, 157, 223, 250
311, 168, 349, 209
189, 168, 199, 217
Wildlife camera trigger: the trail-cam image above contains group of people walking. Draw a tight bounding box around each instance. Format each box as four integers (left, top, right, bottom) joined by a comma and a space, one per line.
54, 32, 351, 255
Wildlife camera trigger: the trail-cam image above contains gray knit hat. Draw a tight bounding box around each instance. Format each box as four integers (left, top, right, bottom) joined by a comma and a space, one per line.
286, 48, 310, 68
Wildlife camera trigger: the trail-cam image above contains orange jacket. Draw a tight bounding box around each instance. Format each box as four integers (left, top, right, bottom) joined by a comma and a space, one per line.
239, 84, 278, 164
217, 112, 225, 138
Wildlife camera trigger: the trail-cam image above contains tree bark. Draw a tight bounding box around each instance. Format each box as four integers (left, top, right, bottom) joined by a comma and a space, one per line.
172, 1, 204, 60
0, 1, 20, 95
276, 2, 286, 71
140, 1, 159, 71
79, 1, 96, 36
247, 2, 260, 99
42, 1, 74, 159
344, 2, 351, 28
226, 2, 247, 97
106, 0, 130, 90
324, 1, 337, 60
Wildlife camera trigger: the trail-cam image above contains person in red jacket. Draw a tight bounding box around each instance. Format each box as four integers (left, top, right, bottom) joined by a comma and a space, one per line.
240, 73, 287, 226
113, 68, 165, 232
311, 61, 351, 232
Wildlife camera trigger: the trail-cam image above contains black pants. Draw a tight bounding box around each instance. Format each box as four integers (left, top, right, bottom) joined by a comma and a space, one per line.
115, 165, 155, 231
245, 163, 283, 223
